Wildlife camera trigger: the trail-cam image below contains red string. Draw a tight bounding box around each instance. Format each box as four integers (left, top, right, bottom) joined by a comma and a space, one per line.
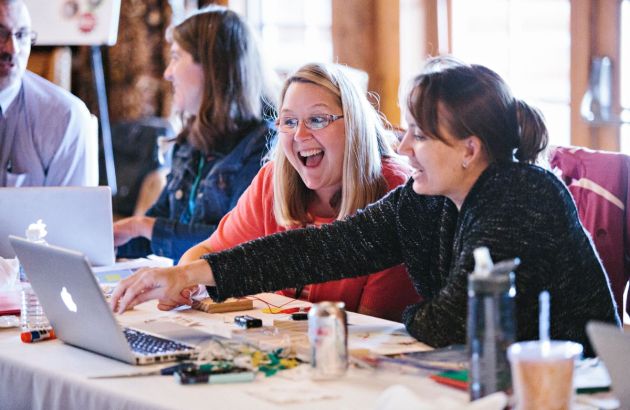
245, 295, 309, 314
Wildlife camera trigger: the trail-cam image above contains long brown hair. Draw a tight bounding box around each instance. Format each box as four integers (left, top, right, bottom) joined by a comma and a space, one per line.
408, 56, 548, 164
171, 5, 278, 155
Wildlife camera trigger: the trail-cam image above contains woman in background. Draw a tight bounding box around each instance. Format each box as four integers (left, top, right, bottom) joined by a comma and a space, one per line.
112, 57, 619, 355
179, 63, 420, 321
113, 5, 278, 261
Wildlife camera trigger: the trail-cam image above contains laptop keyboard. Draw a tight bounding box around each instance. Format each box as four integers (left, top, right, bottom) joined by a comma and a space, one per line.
123, 328, 194, 355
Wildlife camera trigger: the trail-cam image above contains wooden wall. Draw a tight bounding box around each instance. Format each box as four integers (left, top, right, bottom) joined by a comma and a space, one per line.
332, 0, 449, 127
571, 0, 622, 151
332, 0, 401, 125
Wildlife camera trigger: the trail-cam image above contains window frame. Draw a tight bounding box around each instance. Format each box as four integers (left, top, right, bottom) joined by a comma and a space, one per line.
396, 0, 624, 151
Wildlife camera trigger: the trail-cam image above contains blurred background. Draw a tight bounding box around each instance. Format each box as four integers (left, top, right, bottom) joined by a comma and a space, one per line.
27, 0, 629, 213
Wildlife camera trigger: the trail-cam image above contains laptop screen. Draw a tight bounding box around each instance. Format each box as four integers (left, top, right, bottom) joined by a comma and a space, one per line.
0, 186, 115, 266
586, 321, 630, 404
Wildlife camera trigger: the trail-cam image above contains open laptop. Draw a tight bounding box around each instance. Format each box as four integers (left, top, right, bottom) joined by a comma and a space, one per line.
9, 236, 199, 365
0, 186, 115, 266
586, 321, 630, 404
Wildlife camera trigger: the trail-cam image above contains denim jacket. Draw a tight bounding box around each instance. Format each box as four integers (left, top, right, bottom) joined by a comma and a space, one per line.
117, 120, 274, 261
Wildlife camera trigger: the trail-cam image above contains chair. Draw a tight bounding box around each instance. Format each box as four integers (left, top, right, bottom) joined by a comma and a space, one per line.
549, 146, 630, 321
133, 168, 169, 216
108, 118, 174, 217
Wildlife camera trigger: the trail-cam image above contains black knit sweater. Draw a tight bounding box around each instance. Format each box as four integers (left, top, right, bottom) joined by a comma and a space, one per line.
204, 162, 620, 355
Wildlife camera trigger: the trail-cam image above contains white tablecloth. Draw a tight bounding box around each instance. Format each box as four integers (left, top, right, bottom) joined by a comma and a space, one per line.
0, 294, 468, 410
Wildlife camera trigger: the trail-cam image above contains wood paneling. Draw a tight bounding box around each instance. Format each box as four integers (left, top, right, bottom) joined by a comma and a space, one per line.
571, 0, 622, 150
332, 0, 446, 126
571, 0, 594, 148
332, 0, 401, 125
374, 0, 400, 124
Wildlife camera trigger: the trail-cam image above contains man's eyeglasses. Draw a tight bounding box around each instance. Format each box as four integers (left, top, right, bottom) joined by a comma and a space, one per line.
0, 28, 37, 46
276, 114, 344, 133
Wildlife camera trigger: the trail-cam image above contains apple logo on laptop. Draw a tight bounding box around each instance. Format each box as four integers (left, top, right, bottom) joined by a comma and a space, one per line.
60, 287, 78, 313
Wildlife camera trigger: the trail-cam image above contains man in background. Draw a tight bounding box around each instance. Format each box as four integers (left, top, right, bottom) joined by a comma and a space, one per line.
0, 0, 92, 186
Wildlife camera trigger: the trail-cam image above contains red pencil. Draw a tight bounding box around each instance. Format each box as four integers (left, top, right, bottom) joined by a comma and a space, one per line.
429, 374, 468, 391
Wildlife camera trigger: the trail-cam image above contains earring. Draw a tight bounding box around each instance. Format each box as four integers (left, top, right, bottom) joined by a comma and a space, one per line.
462, 161, 468, 169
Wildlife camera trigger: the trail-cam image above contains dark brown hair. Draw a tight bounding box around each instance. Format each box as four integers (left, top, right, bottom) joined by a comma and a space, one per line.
407, 56, 548, 164
171, 5, 278, 154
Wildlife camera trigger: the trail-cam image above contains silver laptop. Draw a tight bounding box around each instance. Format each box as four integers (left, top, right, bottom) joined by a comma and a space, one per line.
586, 321, 630, 404
0, 186, 115, 266
9, 236, 198, 365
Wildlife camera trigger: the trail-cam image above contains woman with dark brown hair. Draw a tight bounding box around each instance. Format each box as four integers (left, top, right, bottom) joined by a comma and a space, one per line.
113, 5, 279, 261
112, 57, 619, 356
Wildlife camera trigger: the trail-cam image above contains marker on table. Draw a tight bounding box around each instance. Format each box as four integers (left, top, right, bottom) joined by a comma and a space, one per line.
21, 328, 56, 343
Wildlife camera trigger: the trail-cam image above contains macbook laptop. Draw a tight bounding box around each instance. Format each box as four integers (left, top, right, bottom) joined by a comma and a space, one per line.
9, 236, 198, 365
0, 186, 115, 266
586, 321, 630, 404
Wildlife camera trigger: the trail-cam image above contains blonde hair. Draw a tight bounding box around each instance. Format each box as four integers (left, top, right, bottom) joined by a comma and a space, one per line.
272, 63, 401, 227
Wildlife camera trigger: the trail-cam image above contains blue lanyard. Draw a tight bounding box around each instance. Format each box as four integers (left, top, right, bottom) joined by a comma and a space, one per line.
186, 156, 205, 222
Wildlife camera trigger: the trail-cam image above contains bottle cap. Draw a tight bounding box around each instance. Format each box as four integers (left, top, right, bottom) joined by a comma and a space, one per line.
470, 258, 520, 292
472, 247, 494, 278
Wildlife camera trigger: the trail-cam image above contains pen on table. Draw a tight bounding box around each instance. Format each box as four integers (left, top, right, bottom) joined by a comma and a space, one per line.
21, 328, 56, 343
88, 362, 195, 379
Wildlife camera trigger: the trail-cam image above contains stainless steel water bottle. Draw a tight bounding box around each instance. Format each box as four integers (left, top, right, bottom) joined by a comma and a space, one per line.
467, 247, 519, 400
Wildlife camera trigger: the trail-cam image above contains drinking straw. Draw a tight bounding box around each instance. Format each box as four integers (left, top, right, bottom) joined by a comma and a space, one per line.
539, 290, 550, 355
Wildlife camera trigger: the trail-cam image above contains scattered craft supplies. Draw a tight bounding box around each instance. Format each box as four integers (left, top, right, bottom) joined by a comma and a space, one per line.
379, 344, 468, 372
89, 337, 300, 381
21, 328, 56, 343
430, 370, 468, 391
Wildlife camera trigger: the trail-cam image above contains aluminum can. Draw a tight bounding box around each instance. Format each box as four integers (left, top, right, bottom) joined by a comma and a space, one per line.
308, 301, 348, 379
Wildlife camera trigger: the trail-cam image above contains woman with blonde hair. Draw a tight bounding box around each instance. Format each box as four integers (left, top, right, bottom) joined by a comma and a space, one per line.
176, 62, 421, 321
113, 5, 279, 261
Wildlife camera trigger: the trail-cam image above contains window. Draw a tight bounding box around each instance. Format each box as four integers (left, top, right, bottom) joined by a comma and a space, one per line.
230, 0, 332, 75
450, 0, 571, 147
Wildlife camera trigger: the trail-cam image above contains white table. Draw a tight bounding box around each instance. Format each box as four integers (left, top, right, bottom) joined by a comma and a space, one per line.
0, 294, 468, 410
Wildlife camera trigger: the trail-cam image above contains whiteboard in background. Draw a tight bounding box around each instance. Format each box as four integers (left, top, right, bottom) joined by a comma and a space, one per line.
23, 0, 121, 46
